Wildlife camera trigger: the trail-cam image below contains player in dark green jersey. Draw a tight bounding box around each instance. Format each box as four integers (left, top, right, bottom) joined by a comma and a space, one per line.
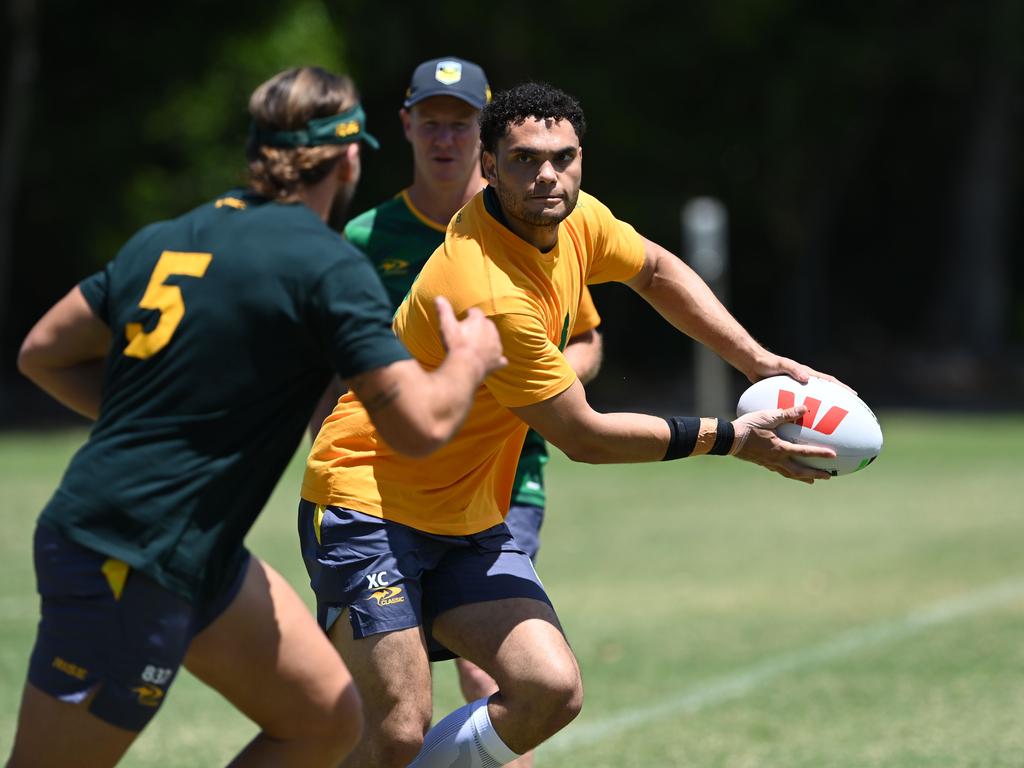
340, 57, 603, 768
8, 66, 505, 768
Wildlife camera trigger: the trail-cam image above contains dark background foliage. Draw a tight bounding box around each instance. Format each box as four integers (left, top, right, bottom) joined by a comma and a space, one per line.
2, 0, 1021, 425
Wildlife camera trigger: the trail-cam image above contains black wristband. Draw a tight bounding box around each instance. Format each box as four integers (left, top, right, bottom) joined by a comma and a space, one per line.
662, 416, 700, 460
709, 419, 735, 455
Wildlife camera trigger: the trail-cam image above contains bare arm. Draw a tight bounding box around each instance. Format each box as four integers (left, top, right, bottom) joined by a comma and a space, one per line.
346, 297, 507, 458
511, 379, 835, 483
17, 286, 111, 419
625, 237, 838, 384
563, 328, 602, 384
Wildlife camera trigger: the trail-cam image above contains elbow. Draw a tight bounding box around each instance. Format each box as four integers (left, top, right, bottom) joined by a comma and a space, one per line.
555, 435, 608, 465
16, 337, 44, 382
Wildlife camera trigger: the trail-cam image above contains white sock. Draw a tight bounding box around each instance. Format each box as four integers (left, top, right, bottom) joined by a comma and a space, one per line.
408, 696, 521, 767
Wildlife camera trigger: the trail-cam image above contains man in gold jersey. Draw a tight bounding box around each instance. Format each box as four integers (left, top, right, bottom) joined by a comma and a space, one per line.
300, 82, 838, 767
341, 56, 602, 768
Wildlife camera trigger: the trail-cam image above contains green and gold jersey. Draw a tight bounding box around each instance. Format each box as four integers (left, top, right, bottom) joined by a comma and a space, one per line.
344, 189, 602, 509
42, 189, 409, 606
343, 190, 446, 309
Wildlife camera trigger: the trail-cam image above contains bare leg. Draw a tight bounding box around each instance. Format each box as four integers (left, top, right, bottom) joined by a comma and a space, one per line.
329, 615, 433, 768
6, 683, 137, 768
454, 658, 535, 768
184, 557, 362, 767
434, 597, 582, 755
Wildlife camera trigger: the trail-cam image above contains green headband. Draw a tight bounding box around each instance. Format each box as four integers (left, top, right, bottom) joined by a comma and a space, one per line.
250, 104, 379, 149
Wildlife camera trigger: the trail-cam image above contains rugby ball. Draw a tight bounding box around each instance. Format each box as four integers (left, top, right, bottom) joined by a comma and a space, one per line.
736, 376, 882, 476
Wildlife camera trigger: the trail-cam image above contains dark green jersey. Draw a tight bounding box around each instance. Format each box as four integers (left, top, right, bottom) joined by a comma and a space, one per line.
345, 190, 548, 507
42, 190, 409, 605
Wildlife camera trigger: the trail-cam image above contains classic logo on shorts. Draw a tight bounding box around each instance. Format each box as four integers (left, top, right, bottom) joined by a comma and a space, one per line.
369, 586, 405, 607
435, 61, 463, 85
52, 656, 88, 681
132, 684, 165, 707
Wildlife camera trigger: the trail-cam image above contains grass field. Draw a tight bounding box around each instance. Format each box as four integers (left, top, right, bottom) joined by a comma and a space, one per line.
2, 413, 1023, 766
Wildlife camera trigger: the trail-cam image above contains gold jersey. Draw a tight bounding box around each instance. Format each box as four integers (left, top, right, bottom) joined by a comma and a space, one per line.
302, 188, 645, 535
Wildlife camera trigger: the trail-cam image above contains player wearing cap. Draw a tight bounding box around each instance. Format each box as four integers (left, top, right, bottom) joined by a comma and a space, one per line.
300, 81, 837, 767
7, 66, 505, 768
337, 57, 600, 768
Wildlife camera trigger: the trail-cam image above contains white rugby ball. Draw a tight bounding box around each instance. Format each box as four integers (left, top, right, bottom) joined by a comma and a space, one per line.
736, 375, 882, 476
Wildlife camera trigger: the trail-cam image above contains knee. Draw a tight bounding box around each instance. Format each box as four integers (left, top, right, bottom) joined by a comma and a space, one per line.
511, 658, 584, 735
457, 659, 499, 702
540, 664, 584, 730
372, 713, 429, 767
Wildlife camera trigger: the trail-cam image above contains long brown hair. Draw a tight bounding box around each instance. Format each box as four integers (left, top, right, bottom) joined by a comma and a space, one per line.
246, 67, 358, 202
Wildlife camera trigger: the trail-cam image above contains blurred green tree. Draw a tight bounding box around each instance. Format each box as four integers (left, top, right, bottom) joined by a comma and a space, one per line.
1, 0, 346, 421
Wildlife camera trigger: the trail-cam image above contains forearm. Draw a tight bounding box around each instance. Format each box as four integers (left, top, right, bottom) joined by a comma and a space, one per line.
515, 379, 679, 464
553, 410, 670, 464
414, 347, 489, 441
18, 286, 111, 420
19, 359, 106, 420
358, 350, 487, 458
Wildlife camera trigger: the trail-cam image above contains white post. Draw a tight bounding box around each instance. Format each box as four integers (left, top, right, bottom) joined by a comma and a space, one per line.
682, 197, 732, 418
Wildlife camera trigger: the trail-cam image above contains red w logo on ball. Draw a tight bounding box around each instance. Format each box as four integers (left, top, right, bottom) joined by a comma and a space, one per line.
777, 390, 849, 435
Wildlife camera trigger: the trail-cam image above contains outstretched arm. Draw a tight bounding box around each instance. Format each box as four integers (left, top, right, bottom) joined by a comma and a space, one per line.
346, 297, 507, 458
625, 237, 838, 385
511, 378, 834, 483
18, 286, 111, 420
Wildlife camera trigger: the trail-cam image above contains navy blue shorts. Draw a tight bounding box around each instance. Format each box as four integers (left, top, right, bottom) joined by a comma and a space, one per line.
27, 523, 249, 731
297, 502, 551, 661
504, 503, 544, 561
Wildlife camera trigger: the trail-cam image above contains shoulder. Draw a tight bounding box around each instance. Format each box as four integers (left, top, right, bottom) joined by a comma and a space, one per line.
344, 194, 409, 242
567, 189, 616, 228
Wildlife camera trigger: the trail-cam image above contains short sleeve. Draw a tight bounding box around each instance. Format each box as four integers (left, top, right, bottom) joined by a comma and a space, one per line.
343, 212, 371, 251
485, 312, 576, 408
572, 286, 601, 335
78, 265, 113, 324
310, 252, 410, 379
575, 192, 646, 285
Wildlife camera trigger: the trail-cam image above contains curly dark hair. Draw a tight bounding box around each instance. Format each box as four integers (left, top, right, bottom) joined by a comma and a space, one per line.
479, 82, 587, 153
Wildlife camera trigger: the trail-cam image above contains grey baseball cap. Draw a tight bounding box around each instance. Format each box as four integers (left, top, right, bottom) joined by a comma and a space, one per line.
403, 56, 491, 109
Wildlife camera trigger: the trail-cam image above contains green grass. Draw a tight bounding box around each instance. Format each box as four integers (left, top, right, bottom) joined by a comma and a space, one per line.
2, 413, 1023, 766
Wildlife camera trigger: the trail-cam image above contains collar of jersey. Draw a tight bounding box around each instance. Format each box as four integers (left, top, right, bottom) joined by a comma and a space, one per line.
399, 189, 448, 233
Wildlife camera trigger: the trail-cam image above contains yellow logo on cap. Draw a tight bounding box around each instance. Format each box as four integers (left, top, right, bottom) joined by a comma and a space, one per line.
335, 120, 360, 138
435, 61, 463, 85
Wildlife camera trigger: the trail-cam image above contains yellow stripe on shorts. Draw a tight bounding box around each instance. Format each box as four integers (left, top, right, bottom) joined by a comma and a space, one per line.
101, 558, 130, 601
314, 504, 326, 545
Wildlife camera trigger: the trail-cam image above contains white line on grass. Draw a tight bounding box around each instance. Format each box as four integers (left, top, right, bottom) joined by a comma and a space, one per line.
546, 577, 1024, 754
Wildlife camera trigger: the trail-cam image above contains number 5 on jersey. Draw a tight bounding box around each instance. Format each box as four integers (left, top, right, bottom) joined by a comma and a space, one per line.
124, 250, 212, 359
